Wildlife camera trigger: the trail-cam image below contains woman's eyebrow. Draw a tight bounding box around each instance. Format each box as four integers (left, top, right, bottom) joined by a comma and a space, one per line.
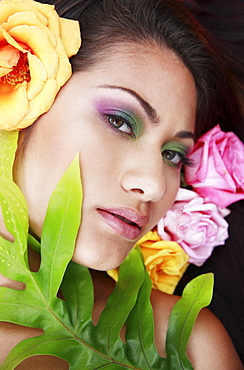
98, 85, 195, 140
98, 85, 160, 123
175, 130, 195, 140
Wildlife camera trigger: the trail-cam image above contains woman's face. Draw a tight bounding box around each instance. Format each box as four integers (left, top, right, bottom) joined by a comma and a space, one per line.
15, 44, 196, 270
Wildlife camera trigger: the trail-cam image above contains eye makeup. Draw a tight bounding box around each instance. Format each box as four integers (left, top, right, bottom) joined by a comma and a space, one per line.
93, 96, 194, 167
161, 140, 192, 167
94, 98, 143, 139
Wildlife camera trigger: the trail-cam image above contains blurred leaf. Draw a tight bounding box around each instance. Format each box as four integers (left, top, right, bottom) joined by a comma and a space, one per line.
0, 131, 18, 180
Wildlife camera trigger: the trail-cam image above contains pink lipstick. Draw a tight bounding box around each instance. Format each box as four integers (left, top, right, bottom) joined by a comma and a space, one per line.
97, 208, 149, 240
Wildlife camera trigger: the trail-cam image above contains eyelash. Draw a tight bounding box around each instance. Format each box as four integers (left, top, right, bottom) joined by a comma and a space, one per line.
162, 149, 193, 167
102, 111, 136, 138
101, 110, 193, 168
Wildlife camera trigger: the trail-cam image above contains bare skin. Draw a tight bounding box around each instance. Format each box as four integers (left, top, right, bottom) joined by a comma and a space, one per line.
0, 249, 242, 369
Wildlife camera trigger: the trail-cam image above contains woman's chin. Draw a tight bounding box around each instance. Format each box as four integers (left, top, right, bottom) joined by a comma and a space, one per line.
72, 231, 135, 271
72, 247, 128, 271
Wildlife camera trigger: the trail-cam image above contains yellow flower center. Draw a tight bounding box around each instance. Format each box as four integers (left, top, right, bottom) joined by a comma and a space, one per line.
1, 51, 30, 85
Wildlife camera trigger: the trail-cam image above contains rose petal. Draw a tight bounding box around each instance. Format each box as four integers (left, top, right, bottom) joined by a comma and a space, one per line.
59, 17, 81, 57
9, 25, 59, 78
0, 26, 24, 52
22, 0, 57, 30
52, 37, 72, 87
0, 44, 19, 70
27, 53, 47, 100
3, 10, 59, 49
19, 78, 59, 128
185, 125, 244, 207
0, 82, 29, 130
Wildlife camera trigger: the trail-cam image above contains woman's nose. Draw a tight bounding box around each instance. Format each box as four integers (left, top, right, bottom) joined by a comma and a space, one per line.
121, 152, 167, 202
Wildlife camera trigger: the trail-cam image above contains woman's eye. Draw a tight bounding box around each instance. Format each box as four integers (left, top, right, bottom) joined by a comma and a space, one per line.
107, 115, 132, 134
105, 113, 136, 138
162, 149, 186, 166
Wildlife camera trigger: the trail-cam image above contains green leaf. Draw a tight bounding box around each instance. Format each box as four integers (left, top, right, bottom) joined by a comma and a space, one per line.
28, 233, 41, 253
0, 178, 29, 278
0, 133, 214, 369
38, 153, 83, 306
165, 273, 214, 369
61, 260, 94, 338
125, 257, 162, 369
0, 131, 18, 180
95, 248, 145, 360
0, 154, 84, 368
0, 130, 29, 274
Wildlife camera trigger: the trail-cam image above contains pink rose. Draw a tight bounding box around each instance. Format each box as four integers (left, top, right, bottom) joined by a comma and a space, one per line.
157, 188, 230, 266
184, 125, 244, 208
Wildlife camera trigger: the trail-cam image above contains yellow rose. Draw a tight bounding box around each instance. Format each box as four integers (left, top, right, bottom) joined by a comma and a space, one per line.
139, 231, 189, 294
108, 231, 189, 295
0, 0, 81, 130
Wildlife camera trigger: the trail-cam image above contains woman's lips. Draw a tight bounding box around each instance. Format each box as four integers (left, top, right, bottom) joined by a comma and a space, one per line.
97, 208, 149, 240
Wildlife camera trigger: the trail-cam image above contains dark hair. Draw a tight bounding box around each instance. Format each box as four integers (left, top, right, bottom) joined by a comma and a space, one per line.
37, 0, 243, 139
183, 0, 244, 142
175, 1, 244, 364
